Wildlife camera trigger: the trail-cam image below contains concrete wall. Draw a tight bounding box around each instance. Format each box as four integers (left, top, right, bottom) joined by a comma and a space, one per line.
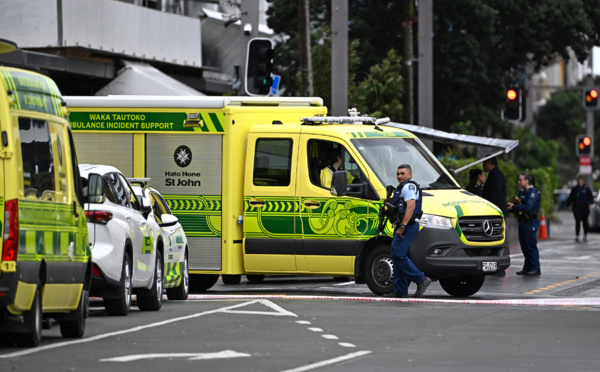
0, 0, 202, 67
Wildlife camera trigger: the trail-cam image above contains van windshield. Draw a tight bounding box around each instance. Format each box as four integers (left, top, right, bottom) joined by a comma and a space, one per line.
352, 137, 459, 190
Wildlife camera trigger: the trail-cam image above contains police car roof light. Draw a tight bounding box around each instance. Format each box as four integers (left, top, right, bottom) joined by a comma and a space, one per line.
127, 177, 151, 185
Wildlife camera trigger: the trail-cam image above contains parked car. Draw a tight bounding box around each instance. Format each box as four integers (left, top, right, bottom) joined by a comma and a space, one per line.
79, 164, 163, 315
128, 179, 190, 300
589, 190, 600, 232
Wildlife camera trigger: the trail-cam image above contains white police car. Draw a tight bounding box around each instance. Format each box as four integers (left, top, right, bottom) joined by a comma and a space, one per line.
129, 179, 189, 300
80, 165, 163, 315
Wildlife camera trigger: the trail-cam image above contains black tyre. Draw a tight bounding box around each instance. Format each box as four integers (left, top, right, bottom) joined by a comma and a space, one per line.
105, 252, 132, 316
439, 275, 485, 297
222, 274, 242, 285
15, 287, 42, 347
246, 274, 265, 283
138, 251, 164, 311
364, 244, 394, 296
189, 274, 219, 293
60, 289, 88, 338
167, 253, 189, 300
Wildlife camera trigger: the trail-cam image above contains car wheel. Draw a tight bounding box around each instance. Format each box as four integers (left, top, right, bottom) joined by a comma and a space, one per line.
104, 252, 132, 316
189, 274, 219, 293
167, 254, 189, 300
439, 275, 485, 297
364, 244, 394, 296
138, 250, 164, 311
15, 287, 42, 347
222, 274, 242, 285
59, 289, 88, 338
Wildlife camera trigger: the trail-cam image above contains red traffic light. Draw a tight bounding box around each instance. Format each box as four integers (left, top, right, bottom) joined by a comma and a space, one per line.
506, 89, 518, 101
583, 136, 592, 146
590, 89, 598, 99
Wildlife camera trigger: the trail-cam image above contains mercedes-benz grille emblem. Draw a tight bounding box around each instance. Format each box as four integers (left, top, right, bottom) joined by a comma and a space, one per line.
482, 220, 494, 237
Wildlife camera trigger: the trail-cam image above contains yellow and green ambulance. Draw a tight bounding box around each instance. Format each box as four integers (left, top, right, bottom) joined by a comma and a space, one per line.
64, 96, 510, 297
0, 67, 91, 347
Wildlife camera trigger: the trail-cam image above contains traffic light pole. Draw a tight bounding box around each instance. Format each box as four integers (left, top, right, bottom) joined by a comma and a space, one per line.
585, 74, 595, 190
240, 0, 260, 96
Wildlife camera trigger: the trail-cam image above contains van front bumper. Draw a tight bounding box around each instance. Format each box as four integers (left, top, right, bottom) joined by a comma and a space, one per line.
411, 227, 510, 278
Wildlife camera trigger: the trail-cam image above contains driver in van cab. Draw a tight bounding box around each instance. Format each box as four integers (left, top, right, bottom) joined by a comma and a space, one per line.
320, 150, 354, 189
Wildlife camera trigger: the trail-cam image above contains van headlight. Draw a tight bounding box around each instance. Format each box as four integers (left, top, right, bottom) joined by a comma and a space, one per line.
419, 214, 453, 229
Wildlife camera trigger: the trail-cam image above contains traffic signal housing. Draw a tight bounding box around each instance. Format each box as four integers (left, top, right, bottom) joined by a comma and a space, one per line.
576, 134, 593, 156
503, 88, 521, 121
245, 38, 274, 96
584, 88, 598, 109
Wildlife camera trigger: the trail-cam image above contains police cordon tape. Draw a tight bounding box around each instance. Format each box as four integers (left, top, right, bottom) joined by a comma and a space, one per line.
183, 294, 600, 307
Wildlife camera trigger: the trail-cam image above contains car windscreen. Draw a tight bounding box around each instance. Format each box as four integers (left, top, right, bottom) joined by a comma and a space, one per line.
351, 137, 458, 190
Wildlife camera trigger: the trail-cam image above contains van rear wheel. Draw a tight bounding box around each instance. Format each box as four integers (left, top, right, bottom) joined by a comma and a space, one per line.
364, 244, 394, 296
222, 275, 242, 285
60, 289, 88, 338
439, 275, 485, 297
15, 287, 42, 347
189, 274, 219, 293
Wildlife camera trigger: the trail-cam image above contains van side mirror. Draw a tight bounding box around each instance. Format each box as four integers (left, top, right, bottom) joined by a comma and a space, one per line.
87, 173, 104, 203
141, 197, 152, 217
159, 214, 179, 227
331, 171, 348, 196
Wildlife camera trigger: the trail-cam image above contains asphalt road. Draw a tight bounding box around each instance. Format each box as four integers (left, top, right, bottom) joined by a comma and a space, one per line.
1, 211, 599, 371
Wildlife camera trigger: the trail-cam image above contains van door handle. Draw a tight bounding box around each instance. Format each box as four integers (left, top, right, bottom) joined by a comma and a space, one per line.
248, 199, 266, 207
304, 200, 321, 208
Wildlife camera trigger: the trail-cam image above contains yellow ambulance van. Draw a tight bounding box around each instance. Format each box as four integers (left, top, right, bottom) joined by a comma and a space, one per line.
65, 96, 510, 297
0, 67, 91, 347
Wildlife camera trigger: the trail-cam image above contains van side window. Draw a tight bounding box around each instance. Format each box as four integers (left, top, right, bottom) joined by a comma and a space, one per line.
307, 139, 360, 189
19, 118, 56, 200
253, 138, 293, 187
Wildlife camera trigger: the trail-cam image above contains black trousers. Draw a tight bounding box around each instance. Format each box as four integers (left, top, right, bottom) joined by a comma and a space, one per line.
573, 206, 590, 236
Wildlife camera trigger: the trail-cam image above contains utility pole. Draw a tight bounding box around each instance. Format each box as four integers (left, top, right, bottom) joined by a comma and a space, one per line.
403, 0, 414, 124
417, 0, 433, 148
299, 0, 313, 96
331, 0, 348, 115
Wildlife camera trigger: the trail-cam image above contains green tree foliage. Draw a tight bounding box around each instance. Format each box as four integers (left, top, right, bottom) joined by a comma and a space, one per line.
348, 48, 404, 120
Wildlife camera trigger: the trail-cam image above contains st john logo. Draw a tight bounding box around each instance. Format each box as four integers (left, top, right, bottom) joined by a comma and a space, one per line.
174, 145, 192, 167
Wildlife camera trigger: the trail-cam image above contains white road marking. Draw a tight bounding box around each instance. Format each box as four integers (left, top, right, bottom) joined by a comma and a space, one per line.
189, 294, 600, 307
333, 281, 356, 286
218, 299, 297, 317
295, 320, 311, 325
100, 350, 251, 362
321, 334, 339, 340
279, 350, 372, 372
338, 342, 356, 348
0, 299, 297, 359
308, 327, 323, 332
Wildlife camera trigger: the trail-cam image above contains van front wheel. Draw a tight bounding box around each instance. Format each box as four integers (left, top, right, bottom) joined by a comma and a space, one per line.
439, 275, 485, 297
364, 244, 394, 296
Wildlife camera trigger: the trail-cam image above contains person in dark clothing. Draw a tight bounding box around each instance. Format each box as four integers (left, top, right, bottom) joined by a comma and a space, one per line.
508, 173, 541, 276
482, 157, 508, 215
466, 168, 486, 196
566, 176, 594, 242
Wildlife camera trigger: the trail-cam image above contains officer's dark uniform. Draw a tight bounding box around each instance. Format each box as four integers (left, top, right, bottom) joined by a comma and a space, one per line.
511, 186, 541, 274
389, 179, 425, 295
566, 183, 593, 239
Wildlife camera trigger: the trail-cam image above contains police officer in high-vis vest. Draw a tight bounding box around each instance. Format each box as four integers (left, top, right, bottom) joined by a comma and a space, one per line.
388, 164, 432, 298
508, 173, 541, 276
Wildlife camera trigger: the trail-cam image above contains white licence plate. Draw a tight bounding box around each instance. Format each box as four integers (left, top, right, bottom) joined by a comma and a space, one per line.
482, 261, 497, 272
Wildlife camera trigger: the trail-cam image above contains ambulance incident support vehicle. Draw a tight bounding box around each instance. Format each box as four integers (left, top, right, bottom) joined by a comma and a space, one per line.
0, 67, 91, 347
64, 96, 510, 297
